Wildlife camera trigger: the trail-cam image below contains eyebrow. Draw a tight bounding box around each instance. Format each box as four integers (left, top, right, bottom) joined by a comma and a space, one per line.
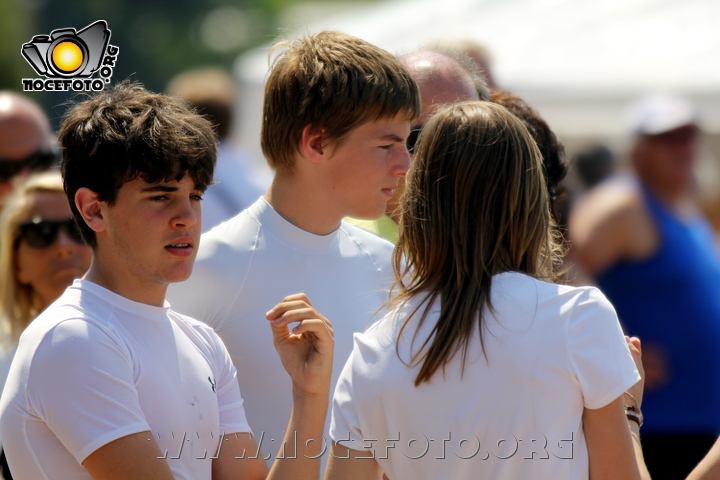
140, 185, 179, 193
379, 133, 405, 142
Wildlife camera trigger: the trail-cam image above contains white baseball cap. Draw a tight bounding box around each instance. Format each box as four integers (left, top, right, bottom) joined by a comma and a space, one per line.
628, 95, 698, 135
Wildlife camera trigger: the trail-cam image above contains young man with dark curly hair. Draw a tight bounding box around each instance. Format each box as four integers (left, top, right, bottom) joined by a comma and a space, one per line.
0, 82, 333, 480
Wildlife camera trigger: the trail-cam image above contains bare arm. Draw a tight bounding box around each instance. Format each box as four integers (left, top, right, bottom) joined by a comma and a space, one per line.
82, 431, 175, 480
584, 396, 642, 480
625, 336, 651, 480
324, 443, 382, 480
687, 438, 720, 480
569, 185, 656, 277
583, 336, 650, 480
82, 431, 275, 480
265, 293, 335, 480
211, 432, 270, 480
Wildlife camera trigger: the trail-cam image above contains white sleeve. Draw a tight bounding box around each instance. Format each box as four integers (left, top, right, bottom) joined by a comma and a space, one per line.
27, 319, 150, 463
329, 347, 366, 447
204, 327, 252, 435
567, 288, 641, 410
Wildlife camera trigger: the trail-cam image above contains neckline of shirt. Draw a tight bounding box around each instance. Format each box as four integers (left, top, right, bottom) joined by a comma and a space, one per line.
249, 197, 340, 254
69, 278, 171, 321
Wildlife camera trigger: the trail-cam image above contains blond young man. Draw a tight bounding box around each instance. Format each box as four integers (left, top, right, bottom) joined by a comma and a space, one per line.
346, 49, 485, 242
167, 31, 420, 469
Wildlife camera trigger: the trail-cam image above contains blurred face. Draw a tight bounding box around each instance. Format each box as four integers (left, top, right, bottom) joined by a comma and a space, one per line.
324, 112, 411, 220
96, 176, 202, 302
635, 125, 699, 190
0, 114, 52, 203
15, 191, 92, 310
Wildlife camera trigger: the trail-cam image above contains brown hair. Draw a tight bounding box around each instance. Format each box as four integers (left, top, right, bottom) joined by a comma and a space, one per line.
489, 90, 568, 223
261, 31, 420, 174
59, 81, 217, 248
391, 101, 563, 386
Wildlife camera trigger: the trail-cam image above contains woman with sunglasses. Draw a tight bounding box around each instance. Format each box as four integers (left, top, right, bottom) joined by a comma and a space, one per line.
0, 171, 91, 479
325, 102, 643, 479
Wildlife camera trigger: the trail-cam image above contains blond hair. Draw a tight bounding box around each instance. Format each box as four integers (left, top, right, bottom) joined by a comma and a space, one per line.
391, 101, 564, 385
261, 31, 420, 174
0, 171, 65, 344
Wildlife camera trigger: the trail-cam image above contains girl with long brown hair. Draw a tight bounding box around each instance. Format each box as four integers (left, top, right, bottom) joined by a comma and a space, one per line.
325, 101, 642, 480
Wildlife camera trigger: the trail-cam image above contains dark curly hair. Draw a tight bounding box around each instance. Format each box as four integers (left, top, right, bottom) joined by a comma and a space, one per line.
59, 81, 217, 248
489, 90, 568, 223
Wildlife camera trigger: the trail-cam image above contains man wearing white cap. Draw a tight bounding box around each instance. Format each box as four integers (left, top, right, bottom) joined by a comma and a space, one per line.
570, 95, 720, 479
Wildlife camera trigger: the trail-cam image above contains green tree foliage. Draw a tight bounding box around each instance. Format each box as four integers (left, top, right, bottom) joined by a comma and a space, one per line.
3, 0, 364, 129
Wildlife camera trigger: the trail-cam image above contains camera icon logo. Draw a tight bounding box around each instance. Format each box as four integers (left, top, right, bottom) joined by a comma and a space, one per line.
21, 20, 120, 92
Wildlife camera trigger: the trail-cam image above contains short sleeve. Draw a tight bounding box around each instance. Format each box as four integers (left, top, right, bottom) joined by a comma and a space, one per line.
329, 347, 366, 446
203, 326, 251, 435
567, 288, 641, 410
27, 319, 150, 463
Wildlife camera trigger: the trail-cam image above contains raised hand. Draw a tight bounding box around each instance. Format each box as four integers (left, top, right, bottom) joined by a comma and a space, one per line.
625, 336, 645, 407
266, 293, 334, 397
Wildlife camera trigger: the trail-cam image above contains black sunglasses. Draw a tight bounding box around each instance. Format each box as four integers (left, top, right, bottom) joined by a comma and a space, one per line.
405, 127, 424, 155
16, 218, 84, 249
0, 151, 56, 182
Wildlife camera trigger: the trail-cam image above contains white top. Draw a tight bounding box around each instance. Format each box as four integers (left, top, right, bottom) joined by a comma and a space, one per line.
0, 280, 250, 480
201, 142, 271, 232
0, 346, 15, 397
0, 343, 16, 455
330, 272, 640, 480
168, 197, 394, 464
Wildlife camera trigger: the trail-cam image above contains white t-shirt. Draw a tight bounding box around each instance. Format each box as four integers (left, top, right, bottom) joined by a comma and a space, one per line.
0, 280, 250, 480
168, 197, 394, 463
0, 345, 15, 396
330, 272, 641, 480
0, 342, 16, 456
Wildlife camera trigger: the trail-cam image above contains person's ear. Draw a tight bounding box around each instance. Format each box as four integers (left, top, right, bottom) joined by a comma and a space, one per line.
299, 125, 329, 163
75, 188, 107, 234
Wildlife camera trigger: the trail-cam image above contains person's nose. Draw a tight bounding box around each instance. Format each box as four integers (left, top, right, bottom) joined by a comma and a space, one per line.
172, 197, 200, 230
53, 229, 78, 258
393, 146, 412, 177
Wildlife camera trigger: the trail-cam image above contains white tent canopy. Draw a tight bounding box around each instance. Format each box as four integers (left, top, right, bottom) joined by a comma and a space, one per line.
233, 0, 720, 159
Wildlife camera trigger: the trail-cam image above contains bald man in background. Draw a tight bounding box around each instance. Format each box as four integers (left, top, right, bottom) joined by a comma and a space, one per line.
346, 50, 487, 241
0, 91, 54, 206
433, 39, 499, 89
